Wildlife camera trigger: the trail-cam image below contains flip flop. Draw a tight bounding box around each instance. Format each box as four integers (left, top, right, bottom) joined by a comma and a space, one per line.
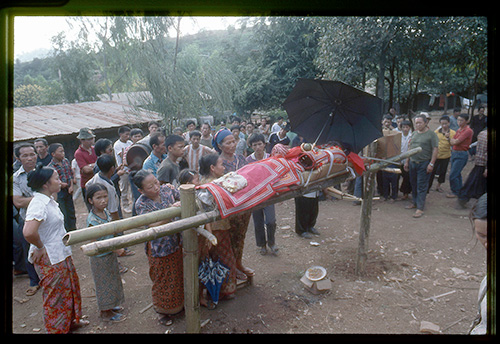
118, 248, 135, 257
236, 270, 248, 281
25, 285, 39, 296
413, 210, 424, 218
241, 267, 255, 277
158, 315, 173, 326
108, 313, 126, 323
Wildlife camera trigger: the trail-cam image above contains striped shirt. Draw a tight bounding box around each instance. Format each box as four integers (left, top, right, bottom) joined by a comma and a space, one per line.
183, 144, 215, 172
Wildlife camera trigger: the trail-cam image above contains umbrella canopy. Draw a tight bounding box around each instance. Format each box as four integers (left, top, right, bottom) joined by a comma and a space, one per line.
283, 78, 383, 153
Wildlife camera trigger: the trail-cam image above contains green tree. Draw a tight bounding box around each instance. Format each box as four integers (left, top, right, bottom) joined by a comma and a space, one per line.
234, 17, 319, 113
314, 16, 488, 113
14, 84, 42, 107
50, 32, 100, 103
129, 17, 238, 122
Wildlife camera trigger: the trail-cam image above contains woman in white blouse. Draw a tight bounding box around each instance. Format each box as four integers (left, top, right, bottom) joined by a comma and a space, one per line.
23, 164, 88, 333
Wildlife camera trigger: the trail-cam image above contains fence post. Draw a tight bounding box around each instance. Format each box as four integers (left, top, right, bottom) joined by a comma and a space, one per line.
179, 184, 200, 333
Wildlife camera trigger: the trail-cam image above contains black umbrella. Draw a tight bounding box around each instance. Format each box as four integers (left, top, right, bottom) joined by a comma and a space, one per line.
283, 78, 383, 153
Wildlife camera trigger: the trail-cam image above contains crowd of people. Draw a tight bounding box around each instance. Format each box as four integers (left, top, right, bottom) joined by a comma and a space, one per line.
12, 107, 488, 333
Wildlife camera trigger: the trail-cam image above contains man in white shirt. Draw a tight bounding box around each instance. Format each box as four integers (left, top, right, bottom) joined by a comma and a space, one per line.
271, 117, 284, 134
12, 143, 40, 295
114, 126, 133, 212
86, 154, 120, 221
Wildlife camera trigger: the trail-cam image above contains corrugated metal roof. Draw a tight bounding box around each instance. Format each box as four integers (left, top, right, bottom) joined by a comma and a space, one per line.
13, 100, 163, 142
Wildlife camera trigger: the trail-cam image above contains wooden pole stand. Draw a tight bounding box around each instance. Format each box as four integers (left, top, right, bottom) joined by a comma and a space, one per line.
179, 184, 200, 334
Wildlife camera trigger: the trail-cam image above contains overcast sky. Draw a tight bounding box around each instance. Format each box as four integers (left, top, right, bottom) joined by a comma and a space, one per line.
14, 16, 245, 59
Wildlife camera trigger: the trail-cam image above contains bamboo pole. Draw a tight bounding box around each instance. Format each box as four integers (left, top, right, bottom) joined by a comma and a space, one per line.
62, 207, 182, 246
79, 169, 353, 256
355, 146, 421, 276
355, 141, 378, 276
179, 184, 200, 334
355, 170, 376, 276
364, 147, 422, 173
80, 209, 220, 256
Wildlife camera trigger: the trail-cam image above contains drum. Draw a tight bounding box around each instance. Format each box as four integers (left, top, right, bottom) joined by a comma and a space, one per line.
126, 142, 151, 171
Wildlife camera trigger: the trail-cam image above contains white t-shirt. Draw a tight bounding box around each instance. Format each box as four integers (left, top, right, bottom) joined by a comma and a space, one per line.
113, 139, 132, 166
71, 158, 81, 180
25, 192, 72, 265
271, 122, 282, 133
85, 173, 119, 214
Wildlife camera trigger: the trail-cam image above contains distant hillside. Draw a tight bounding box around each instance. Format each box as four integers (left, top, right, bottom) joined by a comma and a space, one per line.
15, 48, 51, 62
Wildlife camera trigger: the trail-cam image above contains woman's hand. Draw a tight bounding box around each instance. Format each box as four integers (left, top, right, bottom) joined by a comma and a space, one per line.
30, 246, 47, 264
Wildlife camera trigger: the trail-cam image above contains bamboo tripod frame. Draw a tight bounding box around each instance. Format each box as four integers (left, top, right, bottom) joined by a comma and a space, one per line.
65, 147, 420, 333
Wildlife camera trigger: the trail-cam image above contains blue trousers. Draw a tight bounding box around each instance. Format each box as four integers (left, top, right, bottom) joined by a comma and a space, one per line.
449, 150, 469, 195
409, 160, 431, 211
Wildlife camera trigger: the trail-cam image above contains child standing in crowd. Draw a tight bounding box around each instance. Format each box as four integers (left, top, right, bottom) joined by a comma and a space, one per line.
178, 169, 200, 186
246, 133, 279, 255
113, 126, 133, 213
86, 183, 126, 323
48, 143, 77, 231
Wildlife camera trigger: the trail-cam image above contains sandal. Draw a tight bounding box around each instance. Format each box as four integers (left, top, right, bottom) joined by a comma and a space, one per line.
25, 285, 40, 296
70, 319, 90, 331
202, 299, 217, 310
268, 245, 279, 256
118, 248, 135, 257
158, 315, 173, 326
241, 266, 255, 277
119, 263, 128, 274
104, 313, 126, 323
236, 270, 248, 281
413, 210, 424, 218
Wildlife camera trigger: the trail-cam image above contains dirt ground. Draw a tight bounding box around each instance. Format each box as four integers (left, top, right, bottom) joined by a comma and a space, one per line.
12, 112, 487, 335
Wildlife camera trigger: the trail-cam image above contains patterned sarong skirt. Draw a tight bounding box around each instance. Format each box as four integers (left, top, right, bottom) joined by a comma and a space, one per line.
89, 252, 125, 311
34, 255, 82, 334
146, 244, 184, 315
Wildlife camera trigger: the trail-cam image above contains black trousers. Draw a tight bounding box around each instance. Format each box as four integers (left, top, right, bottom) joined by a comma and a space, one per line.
57, 188, 77, 231
428, 157, 450, 191
294, 196, 319, 235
